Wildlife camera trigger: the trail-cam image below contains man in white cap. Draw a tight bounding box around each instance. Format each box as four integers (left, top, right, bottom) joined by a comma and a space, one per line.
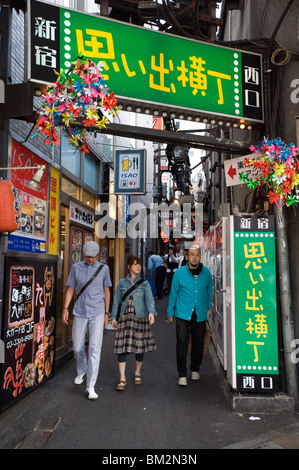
62, 241, 112, 399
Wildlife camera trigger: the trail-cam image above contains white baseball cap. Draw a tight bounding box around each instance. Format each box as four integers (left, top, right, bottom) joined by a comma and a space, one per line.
83, 241, 99, 257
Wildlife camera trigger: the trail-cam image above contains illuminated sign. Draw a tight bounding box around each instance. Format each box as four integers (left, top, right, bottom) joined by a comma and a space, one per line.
234, 216, 279, 393
28, 0, 263, 123
114, 150, 146, 195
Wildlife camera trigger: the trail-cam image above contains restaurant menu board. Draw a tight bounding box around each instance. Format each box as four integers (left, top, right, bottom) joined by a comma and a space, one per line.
0, 258, 57, 411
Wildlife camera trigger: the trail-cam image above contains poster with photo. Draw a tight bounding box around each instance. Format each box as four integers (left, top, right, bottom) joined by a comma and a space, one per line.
8, 139, 48, 253
0, 258, 57, 411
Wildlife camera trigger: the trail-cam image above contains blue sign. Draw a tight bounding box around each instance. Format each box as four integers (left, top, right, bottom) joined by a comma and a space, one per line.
114, 150, 146, 195
7, 235, 46, 253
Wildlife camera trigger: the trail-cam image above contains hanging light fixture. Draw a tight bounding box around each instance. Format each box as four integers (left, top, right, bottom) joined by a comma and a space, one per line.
0, 165, 46, 192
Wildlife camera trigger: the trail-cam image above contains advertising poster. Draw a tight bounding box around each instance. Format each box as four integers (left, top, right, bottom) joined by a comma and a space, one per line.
0, 258, 57, 411
8, 139, 48, 254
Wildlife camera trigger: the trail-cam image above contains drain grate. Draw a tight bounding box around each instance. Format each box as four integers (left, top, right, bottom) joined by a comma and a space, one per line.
16, 417, 61, 449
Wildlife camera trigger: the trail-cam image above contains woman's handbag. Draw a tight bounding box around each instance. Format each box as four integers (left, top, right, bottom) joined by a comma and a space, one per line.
116, 278, 145, 321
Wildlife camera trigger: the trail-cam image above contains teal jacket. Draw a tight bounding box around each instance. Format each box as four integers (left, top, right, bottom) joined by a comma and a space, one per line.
111, 274, 156, 319
167, 264, 213, 322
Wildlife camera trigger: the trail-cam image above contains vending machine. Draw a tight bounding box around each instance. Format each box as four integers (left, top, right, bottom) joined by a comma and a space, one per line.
208, 219, 227, 370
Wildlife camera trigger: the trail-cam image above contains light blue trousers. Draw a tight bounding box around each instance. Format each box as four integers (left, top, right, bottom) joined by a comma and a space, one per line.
72, 315, 104, 388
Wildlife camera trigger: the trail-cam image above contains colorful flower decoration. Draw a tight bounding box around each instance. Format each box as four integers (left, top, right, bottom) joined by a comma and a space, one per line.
239, 137, 299, 208
35, 56, 119, 154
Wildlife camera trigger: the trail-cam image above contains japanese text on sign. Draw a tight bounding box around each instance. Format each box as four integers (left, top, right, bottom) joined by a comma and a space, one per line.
29, 0, 263, 122
234, 217, 278, 377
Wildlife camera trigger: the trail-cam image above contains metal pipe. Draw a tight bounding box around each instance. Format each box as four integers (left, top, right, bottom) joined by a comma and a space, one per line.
66, 119, 251, 154
274, 205, 299, 407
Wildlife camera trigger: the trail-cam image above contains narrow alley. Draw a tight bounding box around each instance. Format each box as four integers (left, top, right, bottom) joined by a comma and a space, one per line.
0, 295, 298, 451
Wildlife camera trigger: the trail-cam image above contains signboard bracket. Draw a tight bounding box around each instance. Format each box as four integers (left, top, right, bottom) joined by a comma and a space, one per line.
67, 119, 251, 154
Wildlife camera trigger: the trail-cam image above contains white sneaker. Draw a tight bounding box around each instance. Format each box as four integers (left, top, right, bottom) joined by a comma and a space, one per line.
74, 373, 85, 385
85, 387, 98, 400
178, 377, 187, 386
191, 371, 200, 380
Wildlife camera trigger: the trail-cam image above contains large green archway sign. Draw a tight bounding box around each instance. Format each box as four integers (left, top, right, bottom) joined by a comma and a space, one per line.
28, 0, 263, 123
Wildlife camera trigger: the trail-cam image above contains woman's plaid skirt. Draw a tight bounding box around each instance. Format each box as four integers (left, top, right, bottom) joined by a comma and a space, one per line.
114, 295, 157, 355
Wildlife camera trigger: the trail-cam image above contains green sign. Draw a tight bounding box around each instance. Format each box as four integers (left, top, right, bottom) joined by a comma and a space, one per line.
233, 216, 279, 392
28, 0, 263, 122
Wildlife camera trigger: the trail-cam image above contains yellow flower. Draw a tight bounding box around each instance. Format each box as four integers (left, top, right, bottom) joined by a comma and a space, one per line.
273, 163, 286, 176
95, 116, 109, 129
291, 174, 299, 188
68, 134, 80, 147
86, 107, 99, 121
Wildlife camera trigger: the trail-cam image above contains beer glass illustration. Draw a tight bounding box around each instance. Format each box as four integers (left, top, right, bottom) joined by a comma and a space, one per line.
121, 156, 132, 171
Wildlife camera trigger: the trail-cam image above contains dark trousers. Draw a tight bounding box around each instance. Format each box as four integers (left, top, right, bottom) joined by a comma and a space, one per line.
166, 271, 175, 291
176, 317, 206, 377
154, 265, 166, 298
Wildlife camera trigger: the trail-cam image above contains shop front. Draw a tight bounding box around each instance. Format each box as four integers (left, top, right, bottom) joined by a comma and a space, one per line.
0, 139, 114, 410
0, 139, 59, 411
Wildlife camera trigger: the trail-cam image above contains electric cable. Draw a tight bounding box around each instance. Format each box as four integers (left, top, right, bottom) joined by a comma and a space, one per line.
271, 47, 292, 66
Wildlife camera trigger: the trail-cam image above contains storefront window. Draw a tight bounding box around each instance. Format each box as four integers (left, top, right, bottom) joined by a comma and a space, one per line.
61, 131, 81, 177
61, 176, 80, 199
56, 205, 73, 354
82, 189, 96, 208
84, 153, 98, 190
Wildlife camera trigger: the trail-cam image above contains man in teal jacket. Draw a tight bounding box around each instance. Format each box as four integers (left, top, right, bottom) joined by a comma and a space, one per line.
167, 246, 213, 386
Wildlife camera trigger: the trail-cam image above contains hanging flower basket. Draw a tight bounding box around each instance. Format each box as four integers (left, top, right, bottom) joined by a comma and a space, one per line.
239, 137, 299, 208
35, 56, 119, 154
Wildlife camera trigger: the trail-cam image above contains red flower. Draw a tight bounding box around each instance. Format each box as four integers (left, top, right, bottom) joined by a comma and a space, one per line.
80, 142, 90, 154
268, 190, 280, 205
102, 91, 117, 112
83, 118, 97, 127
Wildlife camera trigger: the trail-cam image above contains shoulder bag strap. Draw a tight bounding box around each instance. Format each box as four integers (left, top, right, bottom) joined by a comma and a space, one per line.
76, 263, 104, 300
116, 278, 145, 320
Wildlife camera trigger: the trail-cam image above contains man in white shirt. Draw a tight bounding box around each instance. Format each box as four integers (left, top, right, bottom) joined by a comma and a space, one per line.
62, 241, 111, 399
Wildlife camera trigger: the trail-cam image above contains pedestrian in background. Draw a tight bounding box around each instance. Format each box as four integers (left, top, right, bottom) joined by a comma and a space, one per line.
62, 241, 112, 400
167, 246, 213, 386
111, 255, 157, 391
148, 250, 166, 299
164, 244, 179, 291
175, 243, 183, 257
178, 247, 189, 267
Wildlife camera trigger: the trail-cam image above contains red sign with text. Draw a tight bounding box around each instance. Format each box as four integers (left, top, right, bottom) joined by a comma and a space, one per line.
10, 139, 48, 200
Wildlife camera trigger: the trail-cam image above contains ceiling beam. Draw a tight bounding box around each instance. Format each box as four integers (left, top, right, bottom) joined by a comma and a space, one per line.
75, 120, 251, 154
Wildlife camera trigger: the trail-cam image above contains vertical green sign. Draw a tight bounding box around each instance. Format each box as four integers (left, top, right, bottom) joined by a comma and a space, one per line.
234, 216, 279, 393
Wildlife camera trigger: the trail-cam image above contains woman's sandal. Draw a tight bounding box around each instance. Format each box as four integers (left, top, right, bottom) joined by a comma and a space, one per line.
134, 375, 142, 385
116, 380, 127, 391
